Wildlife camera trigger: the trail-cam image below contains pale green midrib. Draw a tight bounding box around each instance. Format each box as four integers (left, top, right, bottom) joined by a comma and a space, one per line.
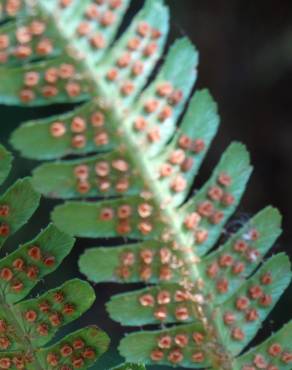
38, 3, 233, 369
0, 293, 44, 370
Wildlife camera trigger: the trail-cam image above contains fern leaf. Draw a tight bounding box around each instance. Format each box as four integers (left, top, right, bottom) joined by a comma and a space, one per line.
0, 56, 93, 105
106, 283, 194, 326
181, 142, 252, 256
118, 323, 209, 368
202, 206, 282, 303
5, 0, 292, 369
52, 196, 165, 239
16, 279, 96, 346
31, 151, 144, 198
0, 179, 40, 248
0, 145, 12, 185
0, 145, 110, 369
123, 37, 198, 156
78, 240, 179, 284
235, 321, 292, 369
97, 0, 169, 105
37, 327, 110, 370
213, 253, 291, 356
157, 89, 220, 207
0, 13, 64, 67
10, 100, 116, 159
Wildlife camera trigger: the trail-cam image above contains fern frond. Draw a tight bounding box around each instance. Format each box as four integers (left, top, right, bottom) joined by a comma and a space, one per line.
0, 145, 110, 369
3, 1, 292, 369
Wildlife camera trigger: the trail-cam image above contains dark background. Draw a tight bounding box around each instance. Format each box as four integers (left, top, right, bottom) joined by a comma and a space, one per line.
1, 0, 292, 368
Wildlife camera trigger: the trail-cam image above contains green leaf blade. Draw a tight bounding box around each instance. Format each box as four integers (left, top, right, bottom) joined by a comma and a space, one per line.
182, 142, 253, 256
127, 37, 199, 158
0, 224, 75, 304
52, 197, 164, 239
0, 178, 41, 248
215, 253, 292, 356
107, 283, 196, 326
98, 0, 170, 107
0, 56, 92, 106
156, 89, 220, 206
16, 279, 95, 347
202, 206, 282, 304
0, 144, 12, 185
235, 321, 292, 370
32, 151, 144, 199
37, 326, 110, 370
79, 240, 186, 285
119, 323, 210, 368
10, 100, 117, 160
0, 15, 64, 68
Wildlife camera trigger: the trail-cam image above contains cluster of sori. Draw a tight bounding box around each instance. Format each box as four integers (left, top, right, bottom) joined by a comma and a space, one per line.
98, 201, 157, 238
130, 81, 182, 144
149, 327, 207, 365
74, 0, 126, 50
0, 18, 54, 65
0, 242, 55, 294
0, 0, 23, 20
73, 156, 132, 194
50, 110, 109, 150
181, 172, 235, 247
20, 62, 89, 103
104, 21, 162, 98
